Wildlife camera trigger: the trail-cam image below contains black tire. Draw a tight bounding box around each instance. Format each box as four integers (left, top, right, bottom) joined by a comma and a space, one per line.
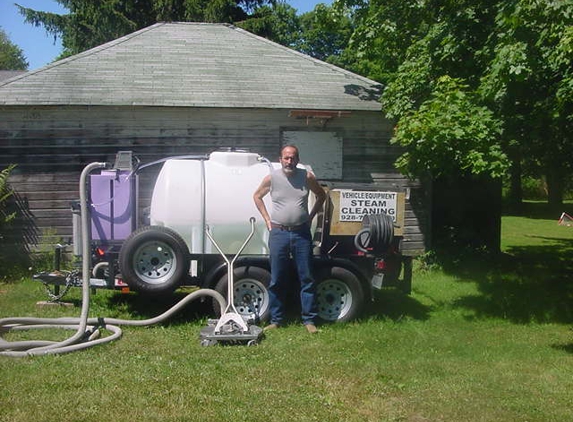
119, 225, 190, 295
316, 266, 364, 323
214, 266, 271, 323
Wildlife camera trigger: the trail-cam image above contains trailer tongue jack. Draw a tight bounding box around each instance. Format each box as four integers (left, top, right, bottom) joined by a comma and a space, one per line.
200, 217, 264, 346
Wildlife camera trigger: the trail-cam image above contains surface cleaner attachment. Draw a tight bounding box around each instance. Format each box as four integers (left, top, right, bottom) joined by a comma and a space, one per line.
200, 217, 264, 346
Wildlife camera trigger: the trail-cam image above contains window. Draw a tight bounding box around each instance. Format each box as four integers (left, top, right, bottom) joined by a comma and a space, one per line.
282, 131, 342, 180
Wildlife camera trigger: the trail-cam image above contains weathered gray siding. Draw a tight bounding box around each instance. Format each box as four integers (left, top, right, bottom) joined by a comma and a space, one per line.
1, 105, 428, 255
370, 173, 430, 256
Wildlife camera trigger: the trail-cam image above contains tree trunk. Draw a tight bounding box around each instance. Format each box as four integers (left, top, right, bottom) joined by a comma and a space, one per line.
508, 155, 523, 213
432, 173, 502, 253
546, 166, 564, 208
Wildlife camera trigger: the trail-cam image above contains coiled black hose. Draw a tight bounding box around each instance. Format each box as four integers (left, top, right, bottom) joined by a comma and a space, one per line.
354, 214, 394, 254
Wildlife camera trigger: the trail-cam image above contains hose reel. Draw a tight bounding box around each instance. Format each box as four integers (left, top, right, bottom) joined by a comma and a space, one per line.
354, 214, 395, 254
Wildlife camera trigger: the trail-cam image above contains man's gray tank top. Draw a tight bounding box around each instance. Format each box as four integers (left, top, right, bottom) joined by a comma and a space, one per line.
270, 167, 309, 226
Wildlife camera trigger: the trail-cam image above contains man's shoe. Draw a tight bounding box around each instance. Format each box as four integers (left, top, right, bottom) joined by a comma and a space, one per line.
263, 323, 279, 332
305, 324, 318, 334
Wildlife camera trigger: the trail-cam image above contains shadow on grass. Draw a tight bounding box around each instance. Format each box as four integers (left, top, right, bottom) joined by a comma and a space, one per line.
437, 236, 573, 324
68, 222, 572, 327
90, 279, 432, 327
364, 288, 431, 322
551, 342, 573, 354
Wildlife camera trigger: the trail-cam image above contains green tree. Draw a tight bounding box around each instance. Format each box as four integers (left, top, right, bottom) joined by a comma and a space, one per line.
479, 0, 573, 207
294, 4, 353, 63
237, 2, 301, 47
336, 0, 572, 208
0, 28, 28, 70
393, 76, 505, 179
341, 0, 509, 178
332, 0, 507, 250
0, 165, 16, 228
0, 164, 17, 275
16, 0, 280, 58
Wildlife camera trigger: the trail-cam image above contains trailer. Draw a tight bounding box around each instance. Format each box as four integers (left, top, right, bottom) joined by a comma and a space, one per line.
36, 149, 412, 323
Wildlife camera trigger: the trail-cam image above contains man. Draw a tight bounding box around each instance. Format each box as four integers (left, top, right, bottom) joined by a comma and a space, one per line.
253, 145, 326, 334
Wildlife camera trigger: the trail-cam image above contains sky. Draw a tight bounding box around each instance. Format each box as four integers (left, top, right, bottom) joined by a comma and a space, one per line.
0, 0, 333, 71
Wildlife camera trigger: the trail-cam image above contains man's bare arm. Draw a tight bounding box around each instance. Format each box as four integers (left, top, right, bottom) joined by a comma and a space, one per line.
253, 175, 272, 230
307, 172, 326, 222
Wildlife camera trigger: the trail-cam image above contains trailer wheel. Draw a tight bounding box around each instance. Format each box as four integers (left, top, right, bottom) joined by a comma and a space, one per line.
214, 266, 271, 323
119, 226, 189, 295
316, 266, 364, 323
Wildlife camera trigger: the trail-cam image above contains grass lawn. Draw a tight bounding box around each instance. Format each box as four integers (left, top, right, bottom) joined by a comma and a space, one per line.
1, 205, 572, 421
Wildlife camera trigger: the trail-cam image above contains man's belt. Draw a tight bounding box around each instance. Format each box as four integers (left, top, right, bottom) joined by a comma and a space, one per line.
270, 222, 307, 231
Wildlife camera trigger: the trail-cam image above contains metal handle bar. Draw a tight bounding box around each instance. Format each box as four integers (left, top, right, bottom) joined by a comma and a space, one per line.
204, 217, 256, 333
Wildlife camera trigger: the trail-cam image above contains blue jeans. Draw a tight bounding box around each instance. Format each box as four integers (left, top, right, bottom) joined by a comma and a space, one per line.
268, 225, 317, 325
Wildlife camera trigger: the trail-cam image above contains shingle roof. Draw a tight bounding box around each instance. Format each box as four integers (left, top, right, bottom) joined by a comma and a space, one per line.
0, 22, 382, 111
0, 70, 26, 82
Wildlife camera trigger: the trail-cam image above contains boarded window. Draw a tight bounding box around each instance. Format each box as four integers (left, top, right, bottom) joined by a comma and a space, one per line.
282, 131, 342, 180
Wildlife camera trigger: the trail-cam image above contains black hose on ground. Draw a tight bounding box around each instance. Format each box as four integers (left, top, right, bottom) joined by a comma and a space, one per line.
354, 214, 394, 254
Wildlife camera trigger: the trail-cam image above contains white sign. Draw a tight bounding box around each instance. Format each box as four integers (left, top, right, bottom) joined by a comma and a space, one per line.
338, 190, 397, 222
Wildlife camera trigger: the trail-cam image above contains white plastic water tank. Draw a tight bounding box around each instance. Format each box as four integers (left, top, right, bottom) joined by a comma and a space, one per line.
150, 150, 314, 255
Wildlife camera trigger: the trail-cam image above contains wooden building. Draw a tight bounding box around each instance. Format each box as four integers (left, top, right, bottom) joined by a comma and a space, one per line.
0, 22, 428, 256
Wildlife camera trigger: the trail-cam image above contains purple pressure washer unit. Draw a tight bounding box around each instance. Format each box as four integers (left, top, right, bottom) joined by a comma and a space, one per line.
90, 169, 138, 244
